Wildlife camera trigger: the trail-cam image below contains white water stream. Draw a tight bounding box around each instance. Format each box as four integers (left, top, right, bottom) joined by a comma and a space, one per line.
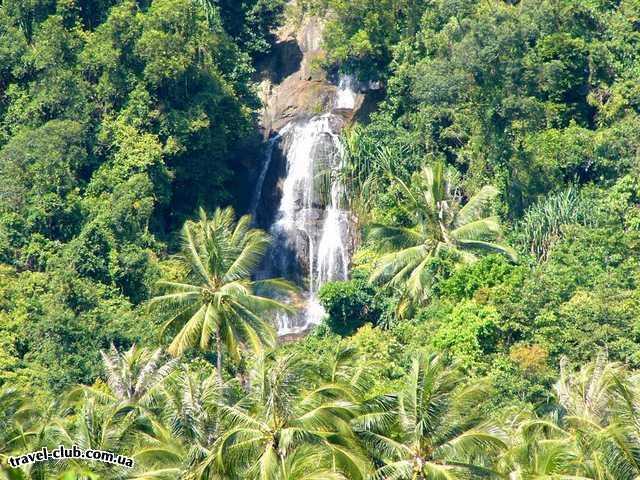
254, 74, 358, 335
273, 115, 351, 334
335, 74, 358, 110
249, 124, 292, 220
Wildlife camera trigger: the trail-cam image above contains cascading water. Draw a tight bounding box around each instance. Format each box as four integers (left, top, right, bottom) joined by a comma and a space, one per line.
249, 124, 292, 220
316, 166, 350, 286
269, 114, 352, 335
335, 74, 358, 110
255, 73, 359, 336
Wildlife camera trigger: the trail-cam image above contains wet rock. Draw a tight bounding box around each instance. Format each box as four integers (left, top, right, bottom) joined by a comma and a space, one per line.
257, 17, 367, 136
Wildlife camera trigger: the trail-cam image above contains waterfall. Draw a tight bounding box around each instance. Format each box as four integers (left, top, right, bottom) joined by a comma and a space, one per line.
317, 185, 350, 286
253, 71, 360, 337
249, 124, 291, 220
266, 114, 352, 335
335, 74, 358, 110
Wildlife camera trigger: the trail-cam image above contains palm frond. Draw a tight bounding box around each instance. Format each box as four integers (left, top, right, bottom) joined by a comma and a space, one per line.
450, 217, 502, 242
167, 304, 208, 356
455, 239, 518, 261
454, 185, 499, 227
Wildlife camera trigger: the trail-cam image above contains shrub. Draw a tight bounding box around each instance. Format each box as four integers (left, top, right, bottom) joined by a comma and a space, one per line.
318, 279, 379, 336
432, 300, 500, 369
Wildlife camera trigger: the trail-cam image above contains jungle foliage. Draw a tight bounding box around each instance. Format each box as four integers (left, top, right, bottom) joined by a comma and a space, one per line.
4, 0, 640, 478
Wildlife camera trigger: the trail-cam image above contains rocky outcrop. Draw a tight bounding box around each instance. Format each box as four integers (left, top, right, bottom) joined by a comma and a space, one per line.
257, 17, 367, 135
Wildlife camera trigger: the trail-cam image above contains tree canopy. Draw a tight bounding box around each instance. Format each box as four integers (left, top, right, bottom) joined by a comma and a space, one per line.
4, 0, 640, 478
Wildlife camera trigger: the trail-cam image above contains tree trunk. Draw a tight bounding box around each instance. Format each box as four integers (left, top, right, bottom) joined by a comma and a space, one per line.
216, 327, 223, 382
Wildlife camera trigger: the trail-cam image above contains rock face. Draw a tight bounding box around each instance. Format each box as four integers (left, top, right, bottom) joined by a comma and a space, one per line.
253, 16, 378, 228
251, 16, 376, 338
257, 18, 366, 135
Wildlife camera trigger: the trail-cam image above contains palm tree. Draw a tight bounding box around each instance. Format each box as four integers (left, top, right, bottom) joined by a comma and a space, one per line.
315, 346, 376, 402
47, 347, 176, 479
368, 162, 516, 312
554, 354, 622, 426
553, 354, 640, 479
213, 352, 370, 480
0, 387, 39, 480
131, 367, 229, 480
362, 352, 506, 479
497, 411, 585, 479
46, 395, 145, 479
151, 207, 294, 380
97, 345, 178, 405
260, 446, 351, 480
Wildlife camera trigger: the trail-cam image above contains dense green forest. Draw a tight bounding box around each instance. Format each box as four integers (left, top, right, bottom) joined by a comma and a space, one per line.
3, 0, 640, 478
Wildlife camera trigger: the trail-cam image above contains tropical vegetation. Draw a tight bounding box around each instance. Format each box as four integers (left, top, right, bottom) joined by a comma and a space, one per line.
4, 0, 640, 478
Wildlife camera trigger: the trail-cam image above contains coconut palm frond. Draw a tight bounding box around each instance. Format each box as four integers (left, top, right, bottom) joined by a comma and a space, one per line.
150, 207, 294, 380
455, 185, 499, 227
368, 224, 425, 252
167, 304, 208, 357
455, 239, 518, 262
450, 217, 502, 241
366, 162, 515, 311
369, 245, 431, 285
